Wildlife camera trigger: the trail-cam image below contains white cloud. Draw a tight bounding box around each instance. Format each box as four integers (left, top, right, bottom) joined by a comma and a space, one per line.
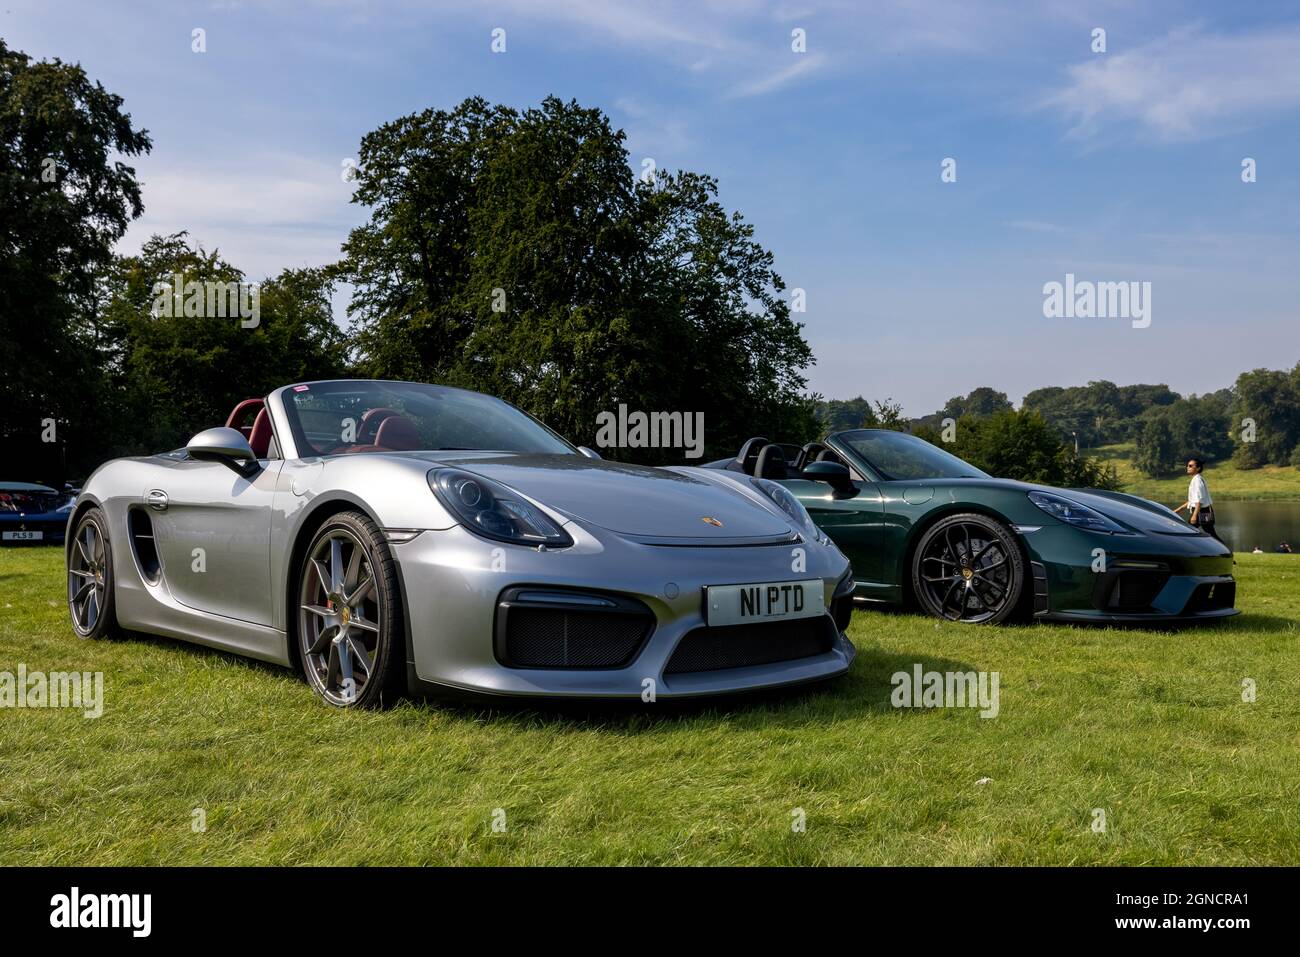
482, 0, 741, 52
119, 152, 362, 280
1004, 219, 1069, 234
1043, 23, 1300, 140
612, 97, 695, 157
727, 51, 827, 97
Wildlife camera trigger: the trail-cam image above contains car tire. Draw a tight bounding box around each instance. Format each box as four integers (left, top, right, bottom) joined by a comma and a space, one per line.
67, 507, 122, 639
911, 512, 1025, 624
296, 510, 405, 708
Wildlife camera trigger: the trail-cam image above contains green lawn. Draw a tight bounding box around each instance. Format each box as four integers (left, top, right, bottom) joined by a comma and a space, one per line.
2, 545, 1298, 865
1094, 442, 1300, 502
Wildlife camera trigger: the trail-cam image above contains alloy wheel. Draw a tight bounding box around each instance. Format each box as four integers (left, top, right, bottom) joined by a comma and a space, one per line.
298, 528, 383, 706
917, 520, 1016, 623
68, 518, 108, 635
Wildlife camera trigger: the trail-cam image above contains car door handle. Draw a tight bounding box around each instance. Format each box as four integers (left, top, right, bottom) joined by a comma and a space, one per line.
146, 489, 169, 511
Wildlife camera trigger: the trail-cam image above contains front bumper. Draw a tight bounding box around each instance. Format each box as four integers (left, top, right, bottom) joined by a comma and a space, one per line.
1023, 524, 1239, 623
391, 522, 856, 699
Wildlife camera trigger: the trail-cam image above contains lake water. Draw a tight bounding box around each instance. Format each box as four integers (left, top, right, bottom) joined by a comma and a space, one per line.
1209, 501, 1300, 553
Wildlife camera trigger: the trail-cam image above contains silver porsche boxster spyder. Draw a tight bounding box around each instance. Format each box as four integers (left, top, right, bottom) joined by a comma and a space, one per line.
65, 380, 856, 707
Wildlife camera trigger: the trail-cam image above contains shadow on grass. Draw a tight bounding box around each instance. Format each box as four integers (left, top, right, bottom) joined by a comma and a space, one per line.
1219, 613, 1300, 634
406, 648, 985, 734
864, 602, 1255, 636
84, 598, 1272, 739
86, 615, 997, 733
110, 627, 293, 681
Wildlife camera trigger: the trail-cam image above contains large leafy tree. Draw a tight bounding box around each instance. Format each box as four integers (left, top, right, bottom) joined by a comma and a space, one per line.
1133, 408, 1179, 478
340, 96, 816, 460
1132, 391, 1233, 477
1231, 365, 1300, 469
342, 97, 516, 379
101, 233, 347, 456
940, 387, 1011, 420
0, 38, 150, 481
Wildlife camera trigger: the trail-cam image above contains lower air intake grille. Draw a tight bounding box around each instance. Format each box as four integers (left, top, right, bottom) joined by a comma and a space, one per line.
1094, 569, 1170, 611
495, 589, 654, 669
1183, 580, 1235, 614
665, 615, 835, 675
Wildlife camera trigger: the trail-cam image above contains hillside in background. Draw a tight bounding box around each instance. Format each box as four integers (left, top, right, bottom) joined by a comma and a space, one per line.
1092, 444, 1300, 502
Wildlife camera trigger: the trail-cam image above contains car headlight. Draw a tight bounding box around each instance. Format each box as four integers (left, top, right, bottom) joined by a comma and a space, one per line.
754, 477, 826, 543
430, 469, 573, 548
1028, 491, 1128, 534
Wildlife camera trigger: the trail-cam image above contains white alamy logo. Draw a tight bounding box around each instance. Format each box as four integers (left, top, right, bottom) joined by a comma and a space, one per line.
0, 665, 102, 718
594, 405, 704, 459
1042, 273, 1151, 329
890, 665, 1000, 718
50, 887, 151, 937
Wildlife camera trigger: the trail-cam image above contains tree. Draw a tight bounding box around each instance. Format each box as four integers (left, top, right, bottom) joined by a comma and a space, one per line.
816, 397, 875, 432
99, 234, 347, 458
815, 396, 906, 436
1022, 385, 1100, 446
1133, 408, 1178, 478
941, 387, 1011, 420
933, 409, 1118, 488
1023, 380, 1181, 448
0, 38, 151, 481
863, 398, 909, 431
1231, 366, 1300, 468
340, 96, 816, 461
1132, 391, 1234, 478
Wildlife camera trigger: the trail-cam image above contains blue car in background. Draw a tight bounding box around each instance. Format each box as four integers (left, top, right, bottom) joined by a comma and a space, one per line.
0, 482, 76, 545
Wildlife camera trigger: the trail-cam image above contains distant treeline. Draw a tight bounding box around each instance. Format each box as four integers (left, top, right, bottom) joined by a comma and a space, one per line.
817, 367, 1300, 481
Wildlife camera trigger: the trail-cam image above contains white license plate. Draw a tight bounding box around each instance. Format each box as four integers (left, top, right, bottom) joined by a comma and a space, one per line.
705, 579, 824, 627
2, 530, 43, 541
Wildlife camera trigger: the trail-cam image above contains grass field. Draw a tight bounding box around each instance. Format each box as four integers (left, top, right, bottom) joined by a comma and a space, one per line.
1094, 442, 1300, 502
2, 545, 1298, 865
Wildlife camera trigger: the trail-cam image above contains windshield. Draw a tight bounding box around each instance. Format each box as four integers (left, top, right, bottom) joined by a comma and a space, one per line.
281, 381, 576, 458
836, 430, 988, 481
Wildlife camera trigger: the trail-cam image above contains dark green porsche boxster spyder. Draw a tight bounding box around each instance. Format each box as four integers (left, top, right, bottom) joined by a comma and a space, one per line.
704, 431, 1238, 625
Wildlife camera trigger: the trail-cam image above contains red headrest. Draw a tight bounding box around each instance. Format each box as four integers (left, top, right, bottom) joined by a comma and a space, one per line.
374, 416, 420, 451
358, 407, 400, 444
225, 398, 265, 430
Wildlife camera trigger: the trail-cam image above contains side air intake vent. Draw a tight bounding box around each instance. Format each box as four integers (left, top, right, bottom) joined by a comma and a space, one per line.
128, 508, 162, 585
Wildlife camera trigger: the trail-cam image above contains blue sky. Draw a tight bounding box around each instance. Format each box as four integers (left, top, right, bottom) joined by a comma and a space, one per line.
7, 0, 1300, 415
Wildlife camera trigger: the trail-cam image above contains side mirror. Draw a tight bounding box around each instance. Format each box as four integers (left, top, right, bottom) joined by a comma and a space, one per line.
578, 446, 602, 460
186, 427, 258, 474
803, 460, 854, 494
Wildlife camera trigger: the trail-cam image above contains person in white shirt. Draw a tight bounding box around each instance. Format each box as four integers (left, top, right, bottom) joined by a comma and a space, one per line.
1174, 457, 1218, 540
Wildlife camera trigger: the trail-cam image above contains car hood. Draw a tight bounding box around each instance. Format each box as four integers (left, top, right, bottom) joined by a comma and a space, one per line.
923, 478, 1199, 535
419, 452, 794, 541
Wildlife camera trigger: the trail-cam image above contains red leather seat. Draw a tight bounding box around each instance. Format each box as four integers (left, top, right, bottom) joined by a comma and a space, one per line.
248, 409, 272, 458
224, 398, 272, 458
374, 416, 420, 451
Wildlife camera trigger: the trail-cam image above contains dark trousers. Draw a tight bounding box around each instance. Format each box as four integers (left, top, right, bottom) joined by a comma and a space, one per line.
1194, 507, 1220, 542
